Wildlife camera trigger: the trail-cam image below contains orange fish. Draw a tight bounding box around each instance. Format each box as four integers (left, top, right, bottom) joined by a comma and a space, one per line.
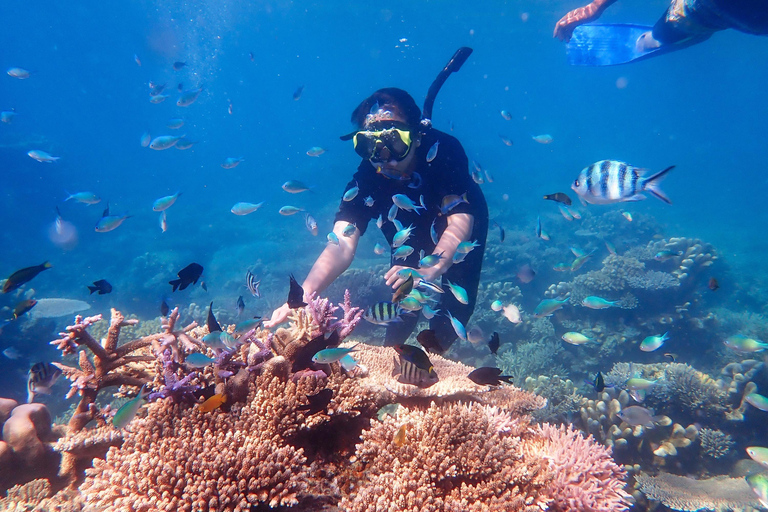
393, 423, 408, 447
199, 393, 227, 413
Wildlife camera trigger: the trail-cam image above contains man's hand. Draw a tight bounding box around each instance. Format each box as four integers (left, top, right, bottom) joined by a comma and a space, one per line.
263, 303, 291, 329
384, 265, 440, 291
554, 2, 603, 41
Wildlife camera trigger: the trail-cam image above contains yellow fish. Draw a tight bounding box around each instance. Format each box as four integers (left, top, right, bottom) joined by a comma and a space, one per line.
199, 393, 227, 413
393, 423, 408, 447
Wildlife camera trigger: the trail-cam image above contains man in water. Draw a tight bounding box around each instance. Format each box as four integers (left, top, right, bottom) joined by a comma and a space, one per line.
264, 88, 488, 351
554, 0, 767, 56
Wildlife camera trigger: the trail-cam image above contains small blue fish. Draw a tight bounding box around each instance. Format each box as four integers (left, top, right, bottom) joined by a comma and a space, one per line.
343, 182, 359, 202
65, 191, 101, 205
393, 245, 414, 260
177, 87, 203, 107
422, 304, 440, 319
387, 204, 398, 222
532, 134, 553, 144
306, 146, 326, 157
533, 297, 569, 318
152, 192, 181, 212
445, 311, 467, 341
439, 193, 468, 215
95, 205, 130, 233
279, 205, 305, 216
112, 385, 150, 429
231, 202, 264, 215
430, 218, 439, 245
426, 140, 439, 162
392, 194, 426, 215
312, 345, 358, 364
364, 196, 375, 207
167, 118, 184, 129
327, 232, 340, 245
373, 242, 387, 255
393, 224, 415, 248
456, 240, 480, 254
149, 134, 184, 150
581, 296, 619, 309
419, 253, 443, 268
339, 354, 358, 372
282, 180, 311, 193
185, 352, 216, 368
536, 216, 550, 241
342, 223, 357, 237
640, 332, 669, 352
222, 157, 245, 169
444, 279, 469, 304
234, 318, 262, 335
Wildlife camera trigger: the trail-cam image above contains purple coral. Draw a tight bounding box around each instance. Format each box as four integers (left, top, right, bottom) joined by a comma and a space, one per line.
148, 350, 200, 404
306, 290, 363, 340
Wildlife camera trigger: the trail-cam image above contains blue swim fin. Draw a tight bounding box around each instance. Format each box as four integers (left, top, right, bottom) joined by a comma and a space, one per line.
566, 24, 661, 66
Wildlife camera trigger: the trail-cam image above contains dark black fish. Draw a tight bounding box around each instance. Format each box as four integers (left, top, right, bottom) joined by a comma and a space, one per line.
160, 299, 170, 317
3, 261, 52, 293
468, 367, 512, 386
13, 299, 37, 320
177, 82, 184, 92
393, 344, 439, 388
663, 353, 678, 362
293, 85, 305, 100
392, 275, 413, 303
593, 371, 605, 392
207, 301, 221, 333
237, 296, 245, 316
292, 330, 340, 373
708, 277, 719, 291
492, 220, 505, 242
169, 263, 203, 292
416, 329, 445, 355
543, 192, 572, 206
287, 274, 307, 309
173, 61, 186, 70
488, 331, 500, 355
297, 388, 333, 415
87, 279, 112, 295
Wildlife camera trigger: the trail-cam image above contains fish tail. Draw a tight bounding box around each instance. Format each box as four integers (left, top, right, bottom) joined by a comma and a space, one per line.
169, 279, 181, 292
43, 261, 52, 269
643, 165, 674, 204
500, 375, 513, 384
87, 286, 98, 294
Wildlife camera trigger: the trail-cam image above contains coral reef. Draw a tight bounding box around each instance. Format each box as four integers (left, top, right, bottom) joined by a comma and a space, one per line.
523, 375, 585, 425
1, 293, 633, 510
0, 401, 63, 492
634, 472, 762, 511
697, 427, 734, 459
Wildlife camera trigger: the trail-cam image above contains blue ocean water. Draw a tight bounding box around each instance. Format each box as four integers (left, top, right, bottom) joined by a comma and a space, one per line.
1, 0, 767, 505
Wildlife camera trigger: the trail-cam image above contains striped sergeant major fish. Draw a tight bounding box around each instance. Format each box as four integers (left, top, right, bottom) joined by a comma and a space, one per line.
27, 362, 62, 403
392, 344, 439, 388
363, 301, 405, 325
571, 160, 675, 205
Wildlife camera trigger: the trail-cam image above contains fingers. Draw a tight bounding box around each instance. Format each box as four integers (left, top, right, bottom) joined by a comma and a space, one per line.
263, 304, 289, 329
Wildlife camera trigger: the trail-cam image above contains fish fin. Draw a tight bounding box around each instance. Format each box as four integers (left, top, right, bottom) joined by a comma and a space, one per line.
624, 194, 647, 202
169, 279, 181, 292
643, 165, 675, 204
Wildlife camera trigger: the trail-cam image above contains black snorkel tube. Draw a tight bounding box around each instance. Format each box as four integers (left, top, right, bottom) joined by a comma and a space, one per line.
420, 46, 473, 131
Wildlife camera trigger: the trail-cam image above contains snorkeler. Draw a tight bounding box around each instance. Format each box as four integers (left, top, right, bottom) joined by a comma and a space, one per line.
265, 49, 488, 352
554, 0, 768, 65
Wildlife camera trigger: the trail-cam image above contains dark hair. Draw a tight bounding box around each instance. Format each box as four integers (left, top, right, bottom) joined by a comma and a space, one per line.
350, 87, 421, 129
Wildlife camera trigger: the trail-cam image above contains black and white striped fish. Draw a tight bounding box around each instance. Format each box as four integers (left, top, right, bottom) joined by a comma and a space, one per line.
571, 160, 674, 205
392, 344, 439, 388
245, 270, 261, 298
363, 301, 404, 325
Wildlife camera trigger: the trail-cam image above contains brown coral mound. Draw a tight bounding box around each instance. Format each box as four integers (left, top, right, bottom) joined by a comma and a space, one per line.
340, 402, 552, 512
80, 375, 318, 511
350, 343, 545, 416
